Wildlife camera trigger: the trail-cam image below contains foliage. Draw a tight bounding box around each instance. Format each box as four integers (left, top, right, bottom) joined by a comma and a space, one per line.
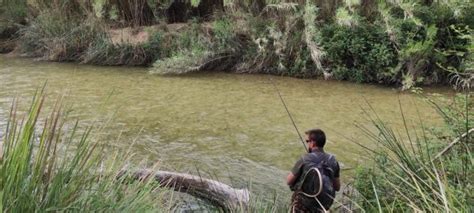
212, 17, 237, 51
151, 50, 212, 74
2, 90, 167, 211
352, 91, 473, 211
321, 22, 398, 83
151, 20, 213, 74
303, 2, 325, 74
4, 0, 474, 87
83, 31, 163, 66
379, 1, 473, 89
0, 0, 27, 24
233, 4, 320, 77
18, 11, 105, 61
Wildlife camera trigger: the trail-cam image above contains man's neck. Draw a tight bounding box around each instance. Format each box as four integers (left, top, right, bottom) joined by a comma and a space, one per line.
310, 147, 324, 153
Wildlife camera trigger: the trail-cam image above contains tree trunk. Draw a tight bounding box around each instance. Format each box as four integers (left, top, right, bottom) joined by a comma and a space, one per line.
166, 0, 224, 23
195, 0, 224, 20
166, 0, 190, 23
119, 169, 250, 210
109, 0, 154, 26
359, 0, 378, 22
314, 0, 342, 21
250, 0, 265, 15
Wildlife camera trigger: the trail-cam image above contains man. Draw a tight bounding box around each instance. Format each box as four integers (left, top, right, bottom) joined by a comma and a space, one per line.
287, 129, 341, 212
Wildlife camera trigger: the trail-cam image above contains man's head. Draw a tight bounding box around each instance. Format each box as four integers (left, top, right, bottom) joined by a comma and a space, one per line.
305, 129, 326, 149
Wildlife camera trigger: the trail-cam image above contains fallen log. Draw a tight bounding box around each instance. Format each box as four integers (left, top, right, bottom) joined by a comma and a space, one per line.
118, 169, 250, 211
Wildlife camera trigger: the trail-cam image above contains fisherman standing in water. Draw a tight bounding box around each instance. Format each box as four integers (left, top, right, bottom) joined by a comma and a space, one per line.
287, 129, 341, 212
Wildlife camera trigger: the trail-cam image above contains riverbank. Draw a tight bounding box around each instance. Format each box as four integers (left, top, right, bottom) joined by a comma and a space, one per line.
1, 0, 472, 90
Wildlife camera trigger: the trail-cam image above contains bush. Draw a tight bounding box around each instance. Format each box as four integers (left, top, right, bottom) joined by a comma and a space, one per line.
19, 12, 104, 61
234, 9, 319, 77
151, 21, 214, 74
386, 3, 472, 88
212, 17, 237, 51
1, 0, 27, 24
82, 31, 162, 66
321, 22, 398, 83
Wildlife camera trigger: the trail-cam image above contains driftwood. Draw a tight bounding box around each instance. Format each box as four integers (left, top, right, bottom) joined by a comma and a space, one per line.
119, 169, 250, 210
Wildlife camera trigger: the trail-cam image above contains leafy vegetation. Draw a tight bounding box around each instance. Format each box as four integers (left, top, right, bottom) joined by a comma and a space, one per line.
82, 31, 163, 66
321, 22, 397, 83
1, 0, 473, 86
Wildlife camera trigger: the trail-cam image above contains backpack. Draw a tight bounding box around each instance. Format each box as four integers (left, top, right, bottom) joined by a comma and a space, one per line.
296, 153, 336, 210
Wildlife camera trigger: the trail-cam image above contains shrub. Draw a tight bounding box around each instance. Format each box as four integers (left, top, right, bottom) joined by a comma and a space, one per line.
151, 22, 218, 74
385, 3, 472, 88
321, 22, 398, 83
1, 0, 27, 24
212, 17, 237, 51
82, 31, 162, 66
234, 8, 319, 77
18, 12, 104, 61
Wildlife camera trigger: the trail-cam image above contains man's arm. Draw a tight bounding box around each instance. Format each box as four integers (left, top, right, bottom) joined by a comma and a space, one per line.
287, 158, 303, 188
332, 159, 341, 191
287, 172, 297, 186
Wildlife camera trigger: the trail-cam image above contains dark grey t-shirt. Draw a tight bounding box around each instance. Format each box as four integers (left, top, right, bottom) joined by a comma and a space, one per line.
291, 149, 340, 182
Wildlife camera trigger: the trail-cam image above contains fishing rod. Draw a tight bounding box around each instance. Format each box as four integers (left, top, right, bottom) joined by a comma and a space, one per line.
270, 78, 308, 153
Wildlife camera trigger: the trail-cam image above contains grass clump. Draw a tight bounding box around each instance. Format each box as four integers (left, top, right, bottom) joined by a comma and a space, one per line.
82, 31, 163, 66
151, 20, 219, 74
0, 0, 27, 25
1, 90, 167, 211
19, 12, 105, 61
352, 91, 473, 211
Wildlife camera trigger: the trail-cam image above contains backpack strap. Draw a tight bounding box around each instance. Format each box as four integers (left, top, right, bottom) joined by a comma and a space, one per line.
297, 167, 323, 198
309, 152, 333, 166
313, 153, 335, 177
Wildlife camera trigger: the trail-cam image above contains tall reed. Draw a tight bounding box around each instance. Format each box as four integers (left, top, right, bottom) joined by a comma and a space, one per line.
1, 89, 167, 211
352, 93, 473, 212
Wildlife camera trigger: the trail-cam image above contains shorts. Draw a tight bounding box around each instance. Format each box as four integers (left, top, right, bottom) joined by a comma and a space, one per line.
290, 193, 325, 213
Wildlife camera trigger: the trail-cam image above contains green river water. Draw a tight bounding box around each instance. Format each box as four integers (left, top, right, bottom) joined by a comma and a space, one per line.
0, 55, 451, 204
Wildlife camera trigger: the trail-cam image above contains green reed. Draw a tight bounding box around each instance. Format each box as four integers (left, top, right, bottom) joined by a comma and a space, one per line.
353, 92, 473, 212
1, 89, 168, 212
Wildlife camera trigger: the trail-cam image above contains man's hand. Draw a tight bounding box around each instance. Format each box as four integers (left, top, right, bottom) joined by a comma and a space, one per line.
287, 172, 297, 187
333, 177, 341, 191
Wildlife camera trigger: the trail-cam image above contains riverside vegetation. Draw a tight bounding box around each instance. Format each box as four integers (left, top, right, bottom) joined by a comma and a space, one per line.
351, 91, 473, 212
0, 0, 472, 89
1, 0, 473, 212
2, 86, 472, 212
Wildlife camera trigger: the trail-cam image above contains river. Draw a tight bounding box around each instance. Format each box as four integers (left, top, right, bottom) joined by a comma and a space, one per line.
0, 55, 451, 206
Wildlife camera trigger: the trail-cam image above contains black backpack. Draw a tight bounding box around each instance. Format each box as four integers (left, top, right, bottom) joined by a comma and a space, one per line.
296, 153, 336, 210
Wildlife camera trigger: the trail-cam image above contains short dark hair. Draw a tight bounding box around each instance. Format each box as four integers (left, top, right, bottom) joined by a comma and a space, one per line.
305, 129, 326, 147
